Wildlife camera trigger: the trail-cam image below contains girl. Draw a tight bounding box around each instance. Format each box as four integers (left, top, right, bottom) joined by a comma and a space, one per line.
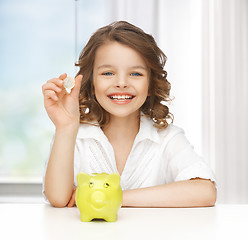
42, 21, 216, 208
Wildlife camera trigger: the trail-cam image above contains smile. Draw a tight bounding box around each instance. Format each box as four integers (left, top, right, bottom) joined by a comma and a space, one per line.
107, 93, 135, 104
109, 95, 134, 100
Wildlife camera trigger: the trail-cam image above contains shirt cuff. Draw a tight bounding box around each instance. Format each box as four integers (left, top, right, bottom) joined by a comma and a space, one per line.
175, 161, 217, 185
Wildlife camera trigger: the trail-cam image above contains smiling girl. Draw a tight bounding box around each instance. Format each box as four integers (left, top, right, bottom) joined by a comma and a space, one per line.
42, 21, 216, 208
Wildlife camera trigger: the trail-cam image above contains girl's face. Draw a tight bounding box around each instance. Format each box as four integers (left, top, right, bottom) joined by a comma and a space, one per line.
93, 41, 149, 120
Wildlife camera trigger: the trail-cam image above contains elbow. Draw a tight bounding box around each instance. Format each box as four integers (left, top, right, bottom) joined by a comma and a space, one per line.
203, 181, 217, 207
205, 194, 216, 207
45, 190, 70, 208
47, 196, 69, 208
50, 199, 69, 208
47, 195, 70, 208
192, 179, 217, 207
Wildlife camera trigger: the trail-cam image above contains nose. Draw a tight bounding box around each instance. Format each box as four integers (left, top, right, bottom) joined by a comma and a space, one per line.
91, 191, 106, 209
115, 74, 128, 88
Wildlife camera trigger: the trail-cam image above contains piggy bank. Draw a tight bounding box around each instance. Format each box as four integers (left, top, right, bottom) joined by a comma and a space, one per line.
75, 172, 123, 222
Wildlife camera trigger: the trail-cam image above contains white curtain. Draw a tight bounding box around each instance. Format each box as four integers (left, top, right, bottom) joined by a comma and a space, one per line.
107, 0, 159, 38
108, 0, 248, 204
202, 0, 248, 203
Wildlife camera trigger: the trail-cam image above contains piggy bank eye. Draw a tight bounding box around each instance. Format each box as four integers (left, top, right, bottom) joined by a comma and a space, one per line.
104, 183, 110, 188
89, 182, 94, 188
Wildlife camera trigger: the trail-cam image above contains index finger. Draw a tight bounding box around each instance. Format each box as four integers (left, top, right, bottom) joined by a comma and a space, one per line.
59, 73, 67, 80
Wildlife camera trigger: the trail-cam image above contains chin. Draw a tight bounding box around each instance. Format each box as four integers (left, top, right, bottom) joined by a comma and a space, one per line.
107, 109, 140, 119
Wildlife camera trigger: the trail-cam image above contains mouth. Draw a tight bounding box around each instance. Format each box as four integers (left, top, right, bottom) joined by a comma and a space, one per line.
107, 93, 136, 104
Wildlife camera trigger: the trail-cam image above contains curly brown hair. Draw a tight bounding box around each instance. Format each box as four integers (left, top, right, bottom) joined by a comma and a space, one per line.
75, 21, 173, 129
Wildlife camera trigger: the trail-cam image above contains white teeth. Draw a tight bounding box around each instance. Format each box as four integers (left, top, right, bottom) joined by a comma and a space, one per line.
110, 95, 133, 100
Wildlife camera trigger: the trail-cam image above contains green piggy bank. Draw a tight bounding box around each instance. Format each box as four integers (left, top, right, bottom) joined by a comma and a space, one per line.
75, 172, 123, 222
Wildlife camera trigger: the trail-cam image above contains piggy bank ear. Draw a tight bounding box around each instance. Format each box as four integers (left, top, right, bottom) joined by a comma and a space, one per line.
107, 173, 120, 186
77, 172, 91, 185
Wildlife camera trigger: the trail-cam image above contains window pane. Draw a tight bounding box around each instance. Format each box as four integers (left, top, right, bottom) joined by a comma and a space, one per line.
0, 0, 107, 182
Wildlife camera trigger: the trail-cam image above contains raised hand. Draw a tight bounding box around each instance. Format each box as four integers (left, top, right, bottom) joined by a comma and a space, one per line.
42, 73, 82, 129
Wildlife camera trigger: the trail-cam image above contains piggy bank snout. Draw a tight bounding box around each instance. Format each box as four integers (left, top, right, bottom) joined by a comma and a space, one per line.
91, 191, 106, 208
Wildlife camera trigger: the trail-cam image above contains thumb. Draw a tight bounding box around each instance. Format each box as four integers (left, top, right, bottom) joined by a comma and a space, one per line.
71, 74, 83, 98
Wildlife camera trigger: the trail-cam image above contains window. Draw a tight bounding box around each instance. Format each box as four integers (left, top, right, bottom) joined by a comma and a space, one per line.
0, 0, 107, 185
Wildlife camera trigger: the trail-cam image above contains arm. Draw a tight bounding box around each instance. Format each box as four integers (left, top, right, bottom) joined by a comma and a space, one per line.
122, 178, 216, 208
42, 73, 82, 207
44, 126, 78, 208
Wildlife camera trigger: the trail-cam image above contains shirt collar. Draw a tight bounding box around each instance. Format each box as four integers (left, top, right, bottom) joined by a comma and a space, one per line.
77, 114, 161, 144
135, 114, 161, 144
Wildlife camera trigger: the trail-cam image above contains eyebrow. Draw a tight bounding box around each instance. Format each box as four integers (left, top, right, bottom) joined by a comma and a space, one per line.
97, 64, 147, 70
130, 65, 148, 70
97, 64, 113, 70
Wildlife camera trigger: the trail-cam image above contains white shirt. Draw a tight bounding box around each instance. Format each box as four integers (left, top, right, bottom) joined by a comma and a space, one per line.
42, 115, 216, 198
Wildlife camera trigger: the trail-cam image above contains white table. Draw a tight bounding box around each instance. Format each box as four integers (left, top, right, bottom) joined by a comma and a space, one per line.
0, 203, 247, 240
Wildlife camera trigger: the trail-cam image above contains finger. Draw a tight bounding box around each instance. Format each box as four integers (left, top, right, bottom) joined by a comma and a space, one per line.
67, 198, 75, 208
43, 80, 66, 101
67, 189, 76, 207
59, 73, 67, 80
43, 90, 58, 101
42, 82, 62, 94
46, 78, 64, 88
70, 74, 82, 98
56, 88, 68, 101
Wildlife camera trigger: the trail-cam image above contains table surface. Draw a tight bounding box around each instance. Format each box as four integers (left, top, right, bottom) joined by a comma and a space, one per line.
0, 202, 248, 240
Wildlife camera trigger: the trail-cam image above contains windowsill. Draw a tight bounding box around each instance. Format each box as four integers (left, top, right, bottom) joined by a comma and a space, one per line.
0, 196, 44, 204
0, 182, 43, 198
0, 177, 42, 184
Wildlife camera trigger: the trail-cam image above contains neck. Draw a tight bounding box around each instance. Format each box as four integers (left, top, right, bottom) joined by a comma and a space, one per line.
102, 113, 140, 141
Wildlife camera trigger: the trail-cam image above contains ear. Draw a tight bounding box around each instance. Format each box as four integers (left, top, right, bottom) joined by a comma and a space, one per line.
107, 173, 120, 185
77, 172, 91, 185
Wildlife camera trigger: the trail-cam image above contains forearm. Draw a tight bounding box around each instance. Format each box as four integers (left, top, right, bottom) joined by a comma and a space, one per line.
45, 125, 78, 207
122, 179, 216, 208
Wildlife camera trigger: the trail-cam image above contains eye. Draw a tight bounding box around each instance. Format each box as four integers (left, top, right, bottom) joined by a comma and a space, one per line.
131, 72, 142, 76
89, 182, 94, 188
104, 182, 110, 188
102, 72, 113, 76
